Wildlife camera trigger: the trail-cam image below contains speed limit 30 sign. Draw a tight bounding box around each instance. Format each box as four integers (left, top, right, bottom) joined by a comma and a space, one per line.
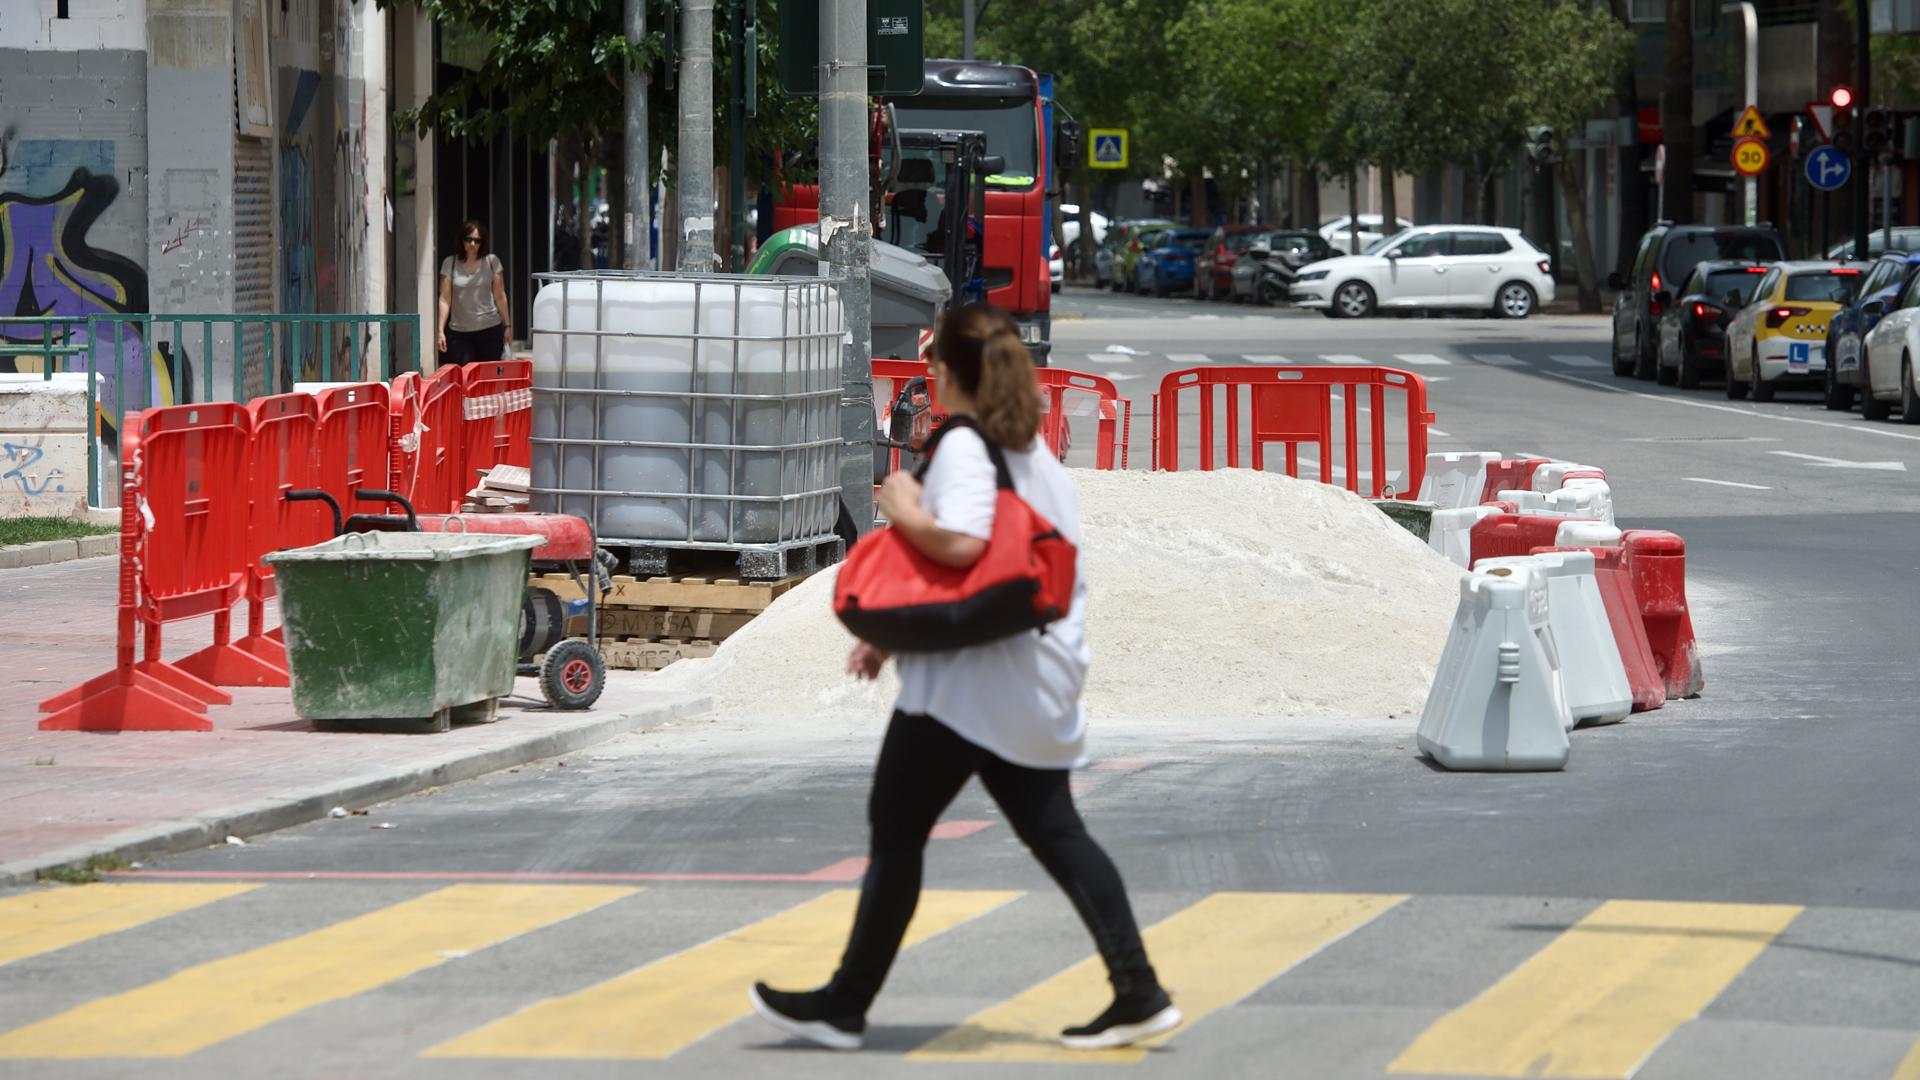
1731, 136, 1769, 177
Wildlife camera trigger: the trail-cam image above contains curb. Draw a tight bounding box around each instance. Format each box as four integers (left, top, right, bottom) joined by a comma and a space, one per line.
0, 533, 118, 570
0, 691, 712, 886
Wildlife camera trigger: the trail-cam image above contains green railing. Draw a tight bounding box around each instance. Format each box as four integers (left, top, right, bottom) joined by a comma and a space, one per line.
0, 313, 424, 504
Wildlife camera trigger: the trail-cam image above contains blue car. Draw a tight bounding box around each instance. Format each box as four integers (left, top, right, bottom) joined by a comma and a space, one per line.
1135, 227, 1213, 297
1827, 251, 1920, 410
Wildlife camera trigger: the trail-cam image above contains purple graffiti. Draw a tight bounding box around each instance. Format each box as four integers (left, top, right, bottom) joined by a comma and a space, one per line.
0, 167, 183, 446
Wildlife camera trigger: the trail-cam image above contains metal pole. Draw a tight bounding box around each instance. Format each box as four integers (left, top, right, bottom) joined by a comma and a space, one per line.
1857, 0, 1872, 257
963, 0, 975, 60
1729, 1, 1757, 226
729, 0, 748, 271
623, 0, 651, 269
678, 0, 717, 270
1885, 160, 1894, 251
822, 0, 874, 533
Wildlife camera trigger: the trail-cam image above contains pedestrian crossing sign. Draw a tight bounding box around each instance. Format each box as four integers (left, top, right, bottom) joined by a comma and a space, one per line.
1089, 128, 1128, 169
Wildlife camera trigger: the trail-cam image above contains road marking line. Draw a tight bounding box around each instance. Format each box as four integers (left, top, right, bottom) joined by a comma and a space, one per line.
929, 820, 995, 839
0, 885, 632, 1058
1531, 368, 1920, 444
1242, 354, 1290, 364
0, 883, 258, 969
1166, 353, 1211, 365
1473, 353, 1526, 366
1088, 353, 1133, 365
1387, 899, 1801, 1078
115, 856, 871, 884
1683, 477, 1773, 490
427, 889, 1017, 1060
1889, 1038, 1920, 1080
1767, 450, 1907, 471
909, 891, 1406, 1063
1549, 354, 1606, 368
1322, 354, 1370, 365
1430, 428, 1452, 437
1394, 353, 1452, 366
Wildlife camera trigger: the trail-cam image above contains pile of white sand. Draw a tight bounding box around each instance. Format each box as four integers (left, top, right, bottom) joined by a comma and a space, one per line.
646, 469, 1463, 732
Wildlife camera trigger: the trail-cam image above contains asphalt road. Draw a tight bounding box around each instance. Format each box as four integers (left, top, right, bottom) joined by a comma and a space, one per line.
5, 287, 1920, 1080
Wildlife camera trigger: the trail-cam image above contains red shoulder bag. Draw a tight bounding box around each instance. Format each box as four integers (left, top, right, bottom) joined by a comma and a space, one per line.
834, 417, 1077, 652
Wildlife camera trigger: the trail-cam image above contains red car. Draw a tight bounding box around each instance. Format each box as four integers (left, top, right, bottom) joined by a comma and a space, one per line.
1195, 225, 1273, 302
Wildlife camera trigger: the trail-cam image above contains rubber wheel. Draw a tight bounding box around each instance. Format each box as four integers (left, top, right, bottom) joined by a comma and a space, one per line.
1656, 342, 1677, 385
518, 587, 564, 663
1495, 282, 1535, 319
539, 639, 605, 710
1333, 281, 1375, 318
1632, 329, 1657, 380
1824, 352, 1855, 410
1903, 356, 1920, 424
1750, 349, 1775, 402
1677, 343, 1701, 389
1725, 355, 1750, 399
1612, 330, 1635, 377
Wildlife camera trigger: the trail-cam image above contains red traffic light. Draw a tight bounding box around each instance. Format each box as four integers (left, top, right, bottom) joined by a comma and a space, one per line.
1832, 86, 1855, 109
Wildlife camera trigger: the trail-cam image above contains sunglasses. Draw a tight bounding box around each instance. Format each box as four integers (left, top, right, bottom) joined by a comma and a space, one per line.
463, 236, 481, 243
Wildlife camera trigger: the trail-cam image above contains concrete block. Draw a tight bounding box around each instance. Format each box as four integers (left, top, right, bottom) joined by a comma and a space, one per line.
0, 376, 94, 430
0, 434, 91, 517
74, 533, 120, 558
0, 541, 72, 569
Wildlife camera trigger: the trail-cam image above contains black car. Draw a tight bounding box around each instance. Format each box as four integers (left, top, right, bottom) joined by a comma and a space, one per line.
1654, 260, 1770, 388
1611, 222, 1785, 379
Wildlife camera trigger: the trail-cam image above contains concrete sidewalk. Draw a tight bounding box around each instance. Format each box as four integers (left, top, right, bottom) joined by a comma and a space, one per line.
0, 556, 708, 884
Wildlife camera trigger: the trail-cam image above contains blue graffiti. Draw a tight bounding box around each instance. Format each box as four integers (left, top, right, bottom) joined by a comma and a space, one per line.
2, 441, 65, 496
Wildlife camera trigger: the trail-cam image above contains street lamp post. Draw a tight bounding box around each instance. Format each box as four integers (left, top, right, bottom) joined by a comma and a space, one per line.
1724, 0, 1758, 227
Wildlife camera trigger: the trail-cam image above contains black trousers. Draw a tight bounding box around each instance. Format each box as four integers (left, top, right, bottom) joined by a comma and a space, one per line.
441, 323, 506, 365
826, 710, 1158, 1013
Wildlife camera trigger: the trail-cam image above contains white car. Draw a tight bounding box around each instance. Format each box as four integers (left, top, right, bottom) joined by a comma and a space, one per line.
1320, 213, 1414, 254
1857, 264, 1920, 420
1060, 205, 1109, 249
1289, 225, 1555, 318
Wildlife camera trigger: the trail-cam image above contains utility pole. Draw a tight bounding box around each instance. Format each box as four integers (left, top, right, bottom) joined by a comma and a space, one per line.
678, 0, 717, 270
623, 0, 650, 269
821, 0, 874, 534
1855, 0, 1871, 258
1725, 1, 1756, 226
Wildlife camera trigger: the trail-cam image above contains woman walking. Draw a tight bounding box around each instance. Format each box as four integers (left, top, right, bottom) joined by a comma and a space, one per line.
436, 219, 511, 365
749, 304, 1180, 1052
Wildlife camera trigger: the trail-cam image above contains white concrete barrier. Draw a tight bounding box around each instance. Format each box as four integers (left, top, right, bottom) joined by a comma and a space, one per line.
1418, 451, 1503, 511
1417, 561, 1572, 771
1545, 480, 1615, 525
1555, 519, 1622, 548
1495, 488, 1548, 513
1429, 505, 1502, 568
1473, 552, 1631, 728
1, 374, 98, 518
1532, 461, 1603, 493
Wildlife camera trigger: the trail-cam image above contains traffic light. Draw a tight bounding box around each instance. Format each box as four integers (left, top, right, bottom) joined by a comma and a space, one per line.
1865, 107, 1892, 158
1832, 101, 1857, 154
1833, 86, 1855, 109
1526, 126, 1557, 165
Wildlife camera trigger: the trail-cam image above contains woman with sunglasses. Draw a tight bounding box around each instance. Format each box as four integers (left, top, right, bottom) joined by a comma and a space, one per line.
437, 219, 511, 365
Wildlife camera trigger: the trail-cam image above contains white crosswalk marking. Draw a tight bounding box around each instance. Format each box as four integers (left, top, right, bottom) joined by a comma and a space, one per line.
1393, 353, 1452, 366
1549, 354, 1606, 368
1322, 354, 1370, 365
1167, 353, 1212, 365
1087, 353, 1131, 366
1243, 354, 1290, 364
1473, 353, 1526, 367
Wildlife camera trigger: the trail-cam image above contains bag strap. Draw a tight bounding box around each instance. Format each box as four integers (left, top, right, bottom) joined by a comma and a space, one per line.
913, 414, 1015, 491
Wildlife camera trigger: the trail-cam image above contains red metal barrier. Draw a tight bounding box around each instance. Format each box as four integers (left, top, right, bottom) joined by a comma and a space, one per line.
40, 405, 252, 730
1036, 368, 1131, 470
1151, 366, 1433, 499
871, 358, 942, 474
389, 367, 466, 513
314, 382, 391, 516
231, 392, 329, 675
460, 360, 532, 489
1480, 457, 1550, 503
1621, 530, 1704, 700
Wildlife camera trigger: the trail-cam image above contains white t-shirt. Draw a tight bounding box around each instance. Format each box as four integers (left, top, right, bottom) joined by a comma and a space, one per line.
892, 424, 1091, 770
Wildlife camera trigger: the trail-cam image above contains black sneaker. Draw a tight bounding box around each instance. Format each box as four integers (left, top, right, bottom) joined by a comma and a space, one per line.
748, 982, 866, 1051
1060, 987, 1182, 1050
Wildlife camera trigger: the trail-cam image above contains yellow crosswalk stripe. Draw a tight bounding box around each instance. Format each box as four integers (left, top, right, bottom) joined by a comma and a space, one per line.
426, 888, 1019, 1060
909, 891, 1407, 1063
1888, 1039, 1920, 1080
0, 884, 632, 1058
0, 883, 257, 968
1388, 899, 1802, 1078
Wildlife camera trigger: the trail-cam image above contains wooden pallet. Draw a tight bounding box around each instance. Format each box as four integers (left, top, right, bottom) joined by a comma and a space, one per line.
532, 572, 809, 613
598, 638, 720, 671
596, 607, 758, 641
617, 537, 844, 581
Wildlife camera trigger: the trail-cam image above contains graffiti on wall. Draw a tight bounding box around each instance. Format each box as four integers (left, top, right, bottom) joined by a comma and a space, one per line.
280, 69, 322, 387
0, 141, 187, 449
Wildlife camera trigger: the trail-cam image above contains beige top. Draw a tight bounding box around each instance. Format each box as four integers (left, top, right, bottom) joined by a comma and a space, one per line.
440, 253, 503, 332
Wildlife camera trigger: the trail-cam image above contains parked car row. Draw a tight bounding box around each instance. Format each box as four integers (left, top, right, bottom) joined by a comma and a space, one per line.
1613, 219, 1920, 422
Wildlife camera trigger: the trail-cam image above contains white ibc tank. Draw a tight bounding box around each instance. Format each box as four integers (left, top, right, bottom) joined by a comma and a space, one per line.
1417, 562, 1572, 771
530, 273, 844, 546
1472, 552, 1631, 728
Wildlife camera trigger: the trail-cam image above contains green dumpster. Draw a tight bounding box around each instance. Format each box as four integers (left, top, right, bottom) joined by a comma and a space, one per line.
264, 531, 542, 733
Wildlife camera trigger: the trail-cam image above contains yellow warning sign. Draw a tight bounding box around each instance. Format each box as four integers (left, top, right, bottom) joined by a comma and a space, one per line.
1733, 105, 1771, 140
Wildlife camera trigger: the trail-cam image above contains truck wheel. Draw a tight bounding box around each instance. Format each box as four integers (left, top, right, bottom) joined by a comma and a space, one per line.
539, 639, 605, 710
